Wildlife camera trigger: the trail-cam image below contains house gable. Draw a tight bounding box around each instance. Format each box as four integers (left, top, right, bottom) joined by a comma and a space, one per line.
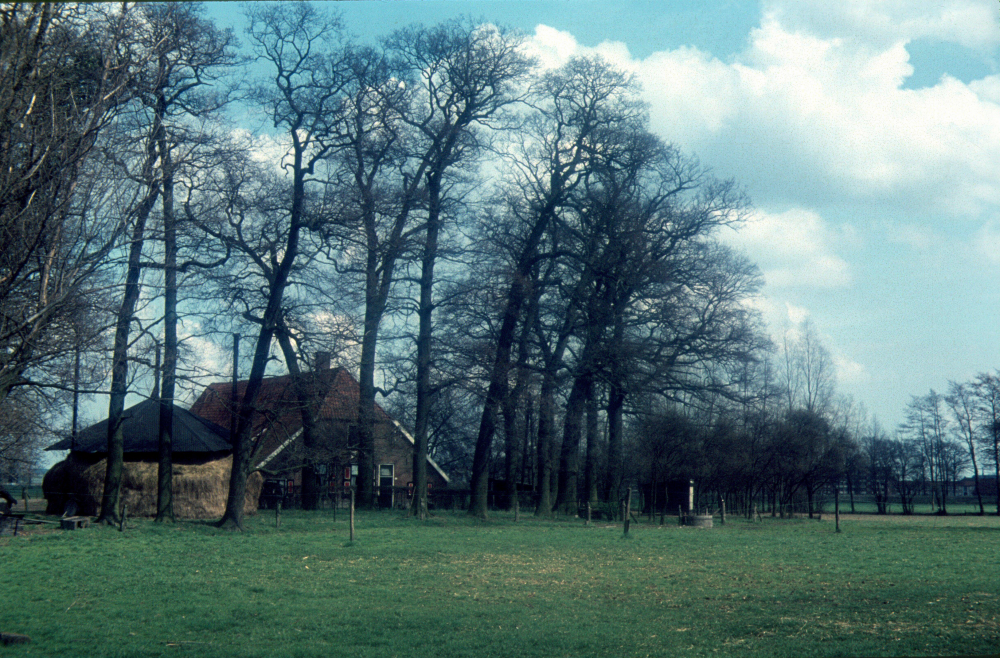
189, 366, 449, 502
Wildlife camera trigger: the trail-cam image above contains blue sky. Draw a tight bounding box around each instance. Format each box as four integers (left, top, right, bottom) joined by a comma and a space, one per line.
202, 0, 1000, 431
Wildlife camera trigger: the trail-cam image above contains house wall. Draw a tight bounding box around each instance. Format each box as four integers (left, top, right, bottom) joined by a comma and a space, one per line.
258, 420, 447, 509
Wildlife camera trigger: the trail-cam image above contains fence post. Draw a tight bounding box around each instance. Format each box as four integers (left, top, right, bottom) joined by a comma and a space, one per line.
623, 488, 632, 537
835, 487, 841, 533
276, 500, 281, 529
349, 488, 355, 542
720, 497, 726, 525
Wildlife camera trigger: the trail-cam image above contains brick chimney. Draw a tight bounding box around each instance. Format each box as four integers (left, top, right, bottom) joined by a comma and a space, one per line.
315, 351, 331, 371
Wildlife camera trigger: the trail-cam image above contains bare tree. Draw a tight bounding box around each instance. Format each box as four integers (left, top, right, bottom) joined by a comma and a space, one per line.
468, 56, 646, 517
141, 3, 241, 523
972, 372, 1000, 515
946, 380, 985, 515
900, 391, 950, 514
780, 320, 835, 415
381, 20, 532, 518
216, 3, 351, 530
0, 4, 135, 407
889, 434, 922, 515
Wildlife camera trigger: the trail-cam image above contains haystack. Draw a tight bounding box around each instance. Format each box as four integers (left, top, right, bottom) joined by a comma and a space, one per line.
43, 454, 262, 519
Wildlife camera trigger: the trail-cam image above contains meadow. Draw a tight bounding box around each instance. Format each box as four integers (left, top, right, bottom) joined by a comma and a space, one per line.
2, 509, 999, 657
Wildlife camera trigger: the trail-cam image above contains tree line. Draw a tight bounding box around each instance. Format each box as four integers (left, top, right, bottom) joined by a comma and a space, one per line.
7, 3, 980, 528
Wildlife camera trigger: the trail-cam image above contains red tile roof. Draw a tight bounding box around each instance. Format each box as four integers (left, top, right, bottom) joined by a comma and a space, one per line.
189, 367, 392, 435
189, 366, 450, 484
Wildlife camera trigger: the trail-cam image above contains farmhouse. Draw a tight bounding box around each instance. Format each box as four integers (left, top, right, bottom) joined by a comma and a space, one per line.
189, 361, 449, 509
43, 398, 262, 518
956, 475, 999, 498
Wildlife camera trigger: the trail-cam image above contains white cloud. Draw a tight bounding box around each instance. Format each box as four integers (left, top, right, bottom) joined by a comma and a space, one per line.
834, 353, 870, 386
784, 301, 810, 325
525, 24, 580, 69
528, 6, 1000, 220
762, 0, 1000, 52
731, 208, 852, 289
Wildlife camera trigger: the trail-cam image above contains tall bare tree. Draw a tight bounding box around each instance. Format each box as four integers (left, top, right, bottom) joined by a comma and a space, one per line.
217, 3, 351, 530
946, 380, 985, 515
468, 56, 646, 517
383, 20, 532, 519
143, 3, 240, 523
972, 372, 1000, 515
0, 4, 134, 407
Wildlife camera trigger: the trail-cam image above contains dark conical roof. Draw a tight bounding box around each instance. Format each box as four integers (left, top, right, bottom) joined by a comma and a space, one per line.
47, 398, 232, 454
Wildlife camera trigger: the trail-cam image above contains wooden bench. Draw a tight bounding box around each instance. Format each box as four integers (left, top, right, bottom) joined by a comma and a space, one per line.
60, 516, 90, 530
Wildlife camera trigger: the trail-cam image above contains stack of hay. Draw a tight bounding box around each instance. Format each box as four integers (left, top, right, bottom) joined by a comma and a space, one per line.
43, 399, 261, 519
43, 455, 262, 519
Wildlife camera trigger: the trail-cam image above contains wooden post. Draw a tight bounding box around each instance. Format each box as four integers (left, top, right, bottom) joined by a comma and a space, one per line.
678, 504, 683, 526
276, 500, 281, 529
349, 487, 355, 542
514, 493, 520, 523
119, 504, 127, 532
720, 497, 726, 525
586, 501, 591, 526
22, 488, 28, 513
835, 487, 841, 533
623, 488, 632, 537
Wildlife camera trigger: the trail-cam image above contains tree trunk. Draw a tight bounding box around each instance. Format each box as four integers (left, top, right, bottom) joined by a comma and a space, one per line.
155, 130, 176, 523
354, 181, 415, 511
993, 434, 1000, 516
469, 193, 561, 517
218, 153, 306, 530
97, 150, 160, 525
502, 300, 534, 512
468, 271, 531, 517
535, 372, 555, 516
275, 325, 322, 510
411, 172, 442, 520
355, 330, 378, 511
502, 385, 519, 512
606, 385, 625, 505
218, 320, 276, 530
555, 372, 589, 516
584, 377, 599, 505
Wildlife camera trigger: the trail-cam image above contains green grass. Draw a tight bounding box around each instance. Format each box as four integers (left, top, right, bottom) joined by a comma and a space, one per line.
2, 511, 1000, 657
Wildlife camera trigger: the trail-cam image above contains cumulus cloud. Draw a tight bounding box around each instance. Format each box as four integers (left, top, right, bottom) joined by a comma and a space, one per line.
527, 5, 1000, 219
784, 302, 810, 325
834, 353, 870, 386
729, 208, 852, 289
524, 24, 581, 69
762, 0, 1000, 52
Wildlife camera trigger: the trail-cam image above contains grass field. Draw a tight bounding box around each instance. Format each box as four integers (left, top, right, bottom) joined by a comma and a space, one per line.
2, 510, 999, 657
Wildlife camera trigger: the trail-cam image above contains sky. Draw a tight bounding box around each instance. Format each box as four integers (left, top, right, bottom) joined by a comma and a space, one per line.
199, 0, 1000, 432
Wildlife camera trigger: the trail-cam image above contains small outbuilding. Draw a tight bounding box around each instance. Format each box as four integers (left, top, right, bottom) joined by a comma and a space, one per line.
43, 398, 262, 518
